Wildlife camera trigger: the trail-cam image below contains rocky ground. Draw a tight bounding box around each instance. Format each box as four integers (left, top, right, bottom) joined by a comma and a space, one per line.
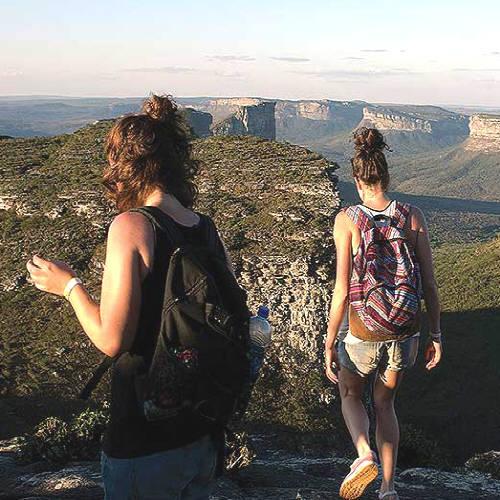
1, 437, 499, 500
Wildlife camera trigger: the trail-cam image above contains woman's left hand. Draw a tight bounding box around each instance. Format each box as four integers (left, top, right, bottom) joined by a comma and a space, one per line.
26, 255, 76, 296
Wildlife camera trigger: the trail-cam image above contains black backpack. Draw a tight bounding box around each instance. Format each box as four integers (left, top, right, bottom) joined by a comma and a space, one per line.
80, 206, 252, 429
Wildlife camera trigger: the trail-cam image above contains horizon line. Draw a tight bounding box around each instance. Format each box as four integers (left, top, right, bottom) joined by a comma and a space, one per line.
0, 93, 500, 110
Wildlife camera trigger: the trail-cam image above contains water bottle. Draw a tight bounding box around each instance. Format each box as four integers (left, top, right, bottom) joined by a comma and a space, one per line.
248, 305, 272, 382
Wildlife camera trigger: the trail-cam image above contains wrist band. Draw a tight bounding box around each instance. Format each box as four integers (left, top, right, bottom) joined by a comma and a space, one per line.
64, 277, 82, 300
429, 331, 442, 340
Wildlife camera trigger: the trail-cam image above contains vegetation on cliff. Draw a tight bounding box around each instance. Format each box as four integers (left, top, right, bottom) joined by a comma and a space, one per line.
0, 123, 340, 443
0, 120, 499, 470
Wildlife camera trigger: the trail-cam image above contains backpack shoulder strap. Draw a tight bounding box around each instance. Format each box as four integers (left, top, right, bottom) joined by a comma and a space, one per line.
390, 201, 412, 230
198, 214, 226, 258
343, 205, 374, 232
79, 356, 113, 400
129, 206, 185, 248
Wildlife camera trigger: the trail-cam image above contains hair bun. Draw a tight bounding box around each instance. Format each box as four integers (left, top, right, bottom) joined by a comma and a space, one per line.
142, 94, 178, 123
353, 127, 389, 155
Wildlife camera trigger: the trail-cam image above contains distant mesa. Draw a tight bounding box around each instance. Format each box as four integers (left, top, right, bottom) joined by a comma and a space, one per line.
186, 97, 264, 123
212, 101, 276, 140
274, 100, 366, 145
465, 114, 500, 152
360, 105, 469, 136
358, 105, 470, 152
182, 98, 277, 141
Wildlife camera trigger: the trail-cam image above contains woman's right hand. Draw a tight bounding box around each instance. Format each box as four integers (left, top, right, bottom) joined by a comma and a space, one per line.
424, 338, 443, 370
325, 344, 340, 384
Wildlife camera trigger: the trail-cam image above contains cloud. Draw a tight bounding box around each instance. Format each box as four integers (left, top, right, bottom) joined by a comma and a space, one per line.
294, 67, 415, 81
453, 67, 500, 72
342, 57, 365, 61
98, 74, 119, 81
123, 66, 196, 73
360, 49, 388, 53
271, 56, 310, 62
1, 70, 23, 77
491, 51, 500, 55
213, 70, 245, 79
208, 55, 256, 62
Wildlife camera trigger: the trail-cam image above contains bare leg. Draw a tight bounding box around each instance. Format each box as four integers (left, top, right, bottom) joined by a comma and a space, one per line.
373, 368, 404, 496
338, 366, 372, 458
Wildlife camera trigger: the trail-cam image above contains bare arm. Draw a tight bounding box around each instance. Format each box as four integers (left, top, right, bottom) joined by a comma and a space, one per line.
325, 211, 352, 383
410, 207, 443, 370
411, 207, 441, 334
27, 212, 149, 357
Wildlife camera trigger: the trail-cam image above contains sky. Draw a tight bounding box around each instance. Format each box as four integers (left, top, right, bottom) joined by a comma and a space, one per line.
1, 0, 500, 106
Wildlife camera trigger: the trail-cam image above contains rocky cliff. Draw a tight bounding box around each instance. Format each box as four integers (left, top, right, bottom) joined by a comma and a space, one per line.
361, 105, 469, 136
362, 107, 433, 133
2, 436, 500, 499
0, 121, 339, 436
274, 100, 365, 146
211, 101, 276, 140
182, 107, 213, 138
465, 114, 500, 152
185, 97, 264, 124
1, 118, 499, 498
358, 105, 469, 153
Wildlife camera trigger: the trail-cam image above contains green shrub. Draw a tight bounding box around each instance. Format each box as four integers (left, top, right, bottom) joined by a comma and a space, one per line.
18, 407, 109, 465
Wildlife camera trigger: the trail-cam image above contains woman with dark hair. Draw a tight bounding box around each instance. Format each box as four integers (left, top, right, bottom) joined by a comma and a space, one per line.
26, 94, 228, 499
324, 128, 443, 500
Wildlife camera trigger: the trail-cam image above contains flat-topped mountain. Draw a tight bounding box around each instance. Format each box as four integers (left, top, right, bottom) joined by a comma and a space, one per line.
179, 97, 265, 123
385, 113, 500, 201
274, 99, 366, 144
211, 101, 276, 140
359, 104, 469, 152
1, 96, 498, 202
466, 114, 500, 152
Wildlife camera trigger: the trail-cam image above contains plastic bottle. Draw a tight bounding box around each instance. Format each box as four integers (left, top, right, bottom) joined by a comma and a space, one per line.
248, 305, 272, 382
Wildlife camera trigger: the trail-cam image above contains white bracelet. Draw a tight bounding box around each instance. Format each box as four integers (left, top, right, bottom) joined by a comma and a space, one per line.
64, 277, 82, 300
429, 331, 442, 340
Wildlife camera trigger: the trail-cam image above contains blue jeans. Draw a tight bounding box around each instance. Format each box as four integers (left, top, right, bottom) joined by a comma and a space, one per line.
101, 435, 218, 500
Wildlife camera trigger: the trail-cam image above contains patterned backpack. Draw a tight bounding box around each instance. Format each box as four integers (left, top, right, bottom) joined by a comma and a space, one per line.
344, 201, 422, 339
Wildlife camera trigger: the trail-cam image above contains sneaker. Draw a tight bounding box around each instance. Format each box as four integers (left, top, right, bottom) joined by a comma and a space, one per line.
339, 451, 378, 499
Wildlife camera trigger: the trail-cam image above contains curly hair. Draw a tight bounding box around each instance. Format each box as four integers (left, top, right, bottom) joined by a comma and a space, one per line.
351, 127, 391, 191
103, 94, 200, 212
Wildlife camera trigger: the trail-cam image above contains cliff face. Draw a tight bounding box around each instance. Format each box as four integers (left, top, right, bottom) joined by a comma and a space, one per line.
361, 105, 469, 136
212, 102, 276, 140
0, 123, 340, 435
182, 108, 213, 138
362, 107, 433, 133
275, 100, 365, 144
465, 114, 500, 152
186, 97, 263, 124
357, 105, 470, 153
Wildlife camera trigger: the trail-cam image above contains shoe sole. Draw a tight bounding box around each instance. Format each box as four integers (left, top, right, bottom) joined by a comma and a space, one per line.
339, 462, 379, 499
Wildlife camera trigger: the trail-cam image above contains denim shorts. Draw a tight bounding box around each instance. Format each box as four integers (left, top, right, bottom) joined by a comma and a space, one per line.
101, 434, 217, 500
337, 335, 419, 378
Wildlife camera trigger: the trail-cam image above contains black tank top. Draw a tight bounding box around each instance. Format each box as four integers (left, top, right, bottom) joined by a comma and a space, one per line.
102, 206, 225, 458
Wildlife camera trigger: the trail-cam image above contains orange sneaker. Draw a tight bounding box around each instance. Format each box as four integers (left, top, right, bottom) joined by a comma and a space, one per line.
339, 451, 379, 499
